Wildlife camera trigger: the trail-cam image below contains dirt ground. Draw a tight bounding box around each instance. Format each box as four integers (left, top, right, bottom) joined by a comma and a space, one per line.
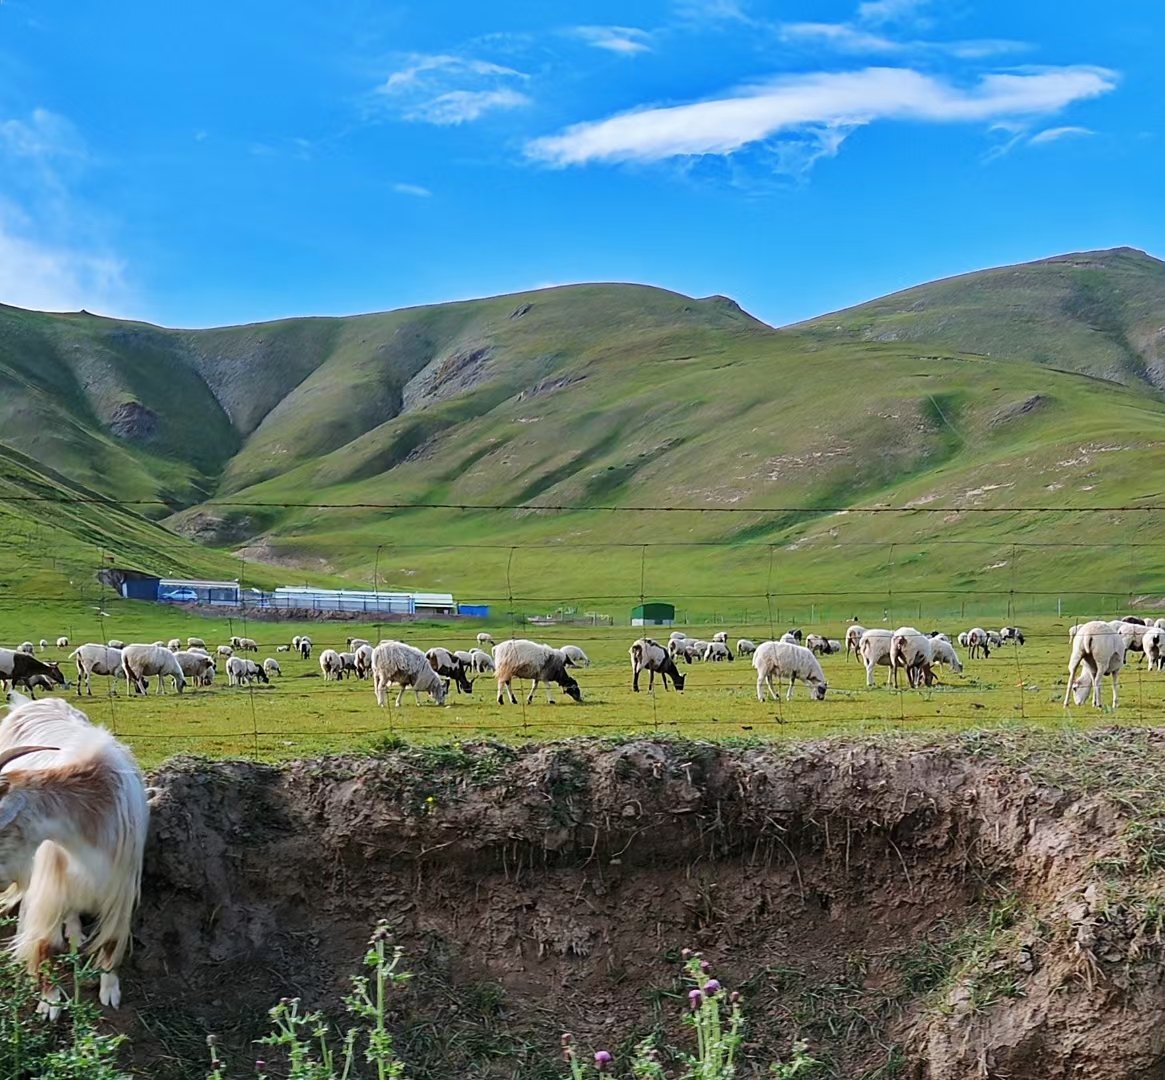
122, 733, 1165, 1079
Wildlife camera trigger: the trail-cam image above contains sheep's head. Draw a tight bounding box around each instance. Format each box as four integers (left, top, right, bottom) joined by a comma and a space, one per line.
561, 675, 582, 702
811, 680, 827, 701
672, 671, 686, 692
42, 662, 66, 687
430, 678, 448, 705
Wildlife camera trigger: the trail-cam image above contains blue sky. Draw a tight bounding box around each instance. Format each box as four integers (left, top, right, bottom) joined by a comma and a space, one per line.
0, 0, 1159, 327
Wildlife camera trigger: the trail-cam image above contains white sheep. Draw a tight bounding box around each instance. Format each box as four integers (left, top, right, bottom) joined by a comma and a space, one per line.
629, 638, 686, 692
561, 645, 591, 668
929, 637, 963, 674
107, 639, 125, 649
844, 625, 866, 661
0, 694, 148, 1012
186, 637, 205, 649
18, 642, 34, 655
262, 658, 281, 678
1143, 627, 1165, 671
494, 639, 582, 705
779, 631, 799, 645
753, 641, 828, 702
425, 648, 474, 694
38, 639, 47, 649
858, 629, 895, 687
216, 644, 233, 658
121, 644, 186, 695
276, 644, 291, 653
354, 644, 374, 679
69, 645, 127, 696
173, 650, 216, 687
1155, 618, 1165, 631
371, 641, 447, 706
668, 632, 687, 643
227, 656, 268, 686
55, 636, 69, 648
347, 637, 370, 650
957, 631, 969, 648
736, 638, 757, 656
965, 628, 991, 659
999, 626, 1024, 645
711, 631, 729, 644
167, 638, 182, 652
476, 632, 495, 647
1063, 620, 1124, 708
298, 635, 312, 660
319, 649, 343, 681
338, 651, 358, 679
468, 647, 495, 674
890, 630, 935, 689
703, 641, 734, 662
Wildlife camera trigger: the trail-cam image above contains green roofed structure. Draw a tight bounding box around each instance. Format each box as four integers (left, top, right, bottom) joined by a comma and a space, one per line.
631, 602, 675, 627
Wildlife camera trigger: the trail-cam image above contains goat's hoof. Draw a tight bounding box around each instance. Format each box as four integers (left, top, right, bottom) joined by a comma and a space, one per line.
99, 973, 121, 1008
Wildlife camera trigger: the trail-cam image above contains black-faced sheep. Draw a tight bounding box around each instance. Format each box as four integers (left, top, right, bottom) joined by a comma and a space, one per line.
494, 640, 581, 705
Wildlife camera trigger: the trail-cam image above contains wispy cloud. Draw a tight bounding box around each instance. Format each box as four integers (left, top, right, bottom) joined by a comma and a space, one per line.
392, 182, 433, 197
526, 65, 1117, 170
856, 0, 930, 25
673, 0, 753, 25
780, 22, 903, 54
1029, 124, 1094, 145
569, 25, 652, 56
0, 109, 130, 314
377, 51, 530, 125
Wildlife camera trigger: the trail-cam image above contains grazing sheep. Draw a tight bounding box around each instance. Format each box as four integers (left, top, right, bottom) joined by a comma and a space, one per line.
236, 637, 258, 652
703, 641, 734, 662
276, 644, 291, 653
229, 636, 242, 648
785, 628, 803, 643
1115, 620, 1148, 658
346, 637, 370, 650
55, 636, 69, 648
0, 694, 148, 1013
476, 632, 495, 647
1154, 618, 1165, 631
753, 641, 828, 702
22, 673, 57, 697
69, 645, 127, 696
929, 631, 951, 643
711, 631, 729, 644
957, 631, 970, 648
630, 638, 686, 692
426, 648, 474, 694
736, 638, 757, 656
216, 644, 233, 658
669, 640, 699, 663
18, 642, 34, 655
261, 658, 281, 679
319, 649, 343, 681
779, 631, 800, 646
561, 645, 591, 668
965, 628, 991, 659
167, 638, 182, 652
38, 639, 47, 649
186, 637, 205, 649
494, 640, 582, 705
354, 644, 374, 679
226, 656, 267, 686
890, 630, 936, 689
858, 629, 895, 687
668, 632, 687, 644
806, 634, 841, 656
1142, 627, 1165, 671
1064, 620, 1124, 708
468, 647, 495, 674
372, 641, 447, 707
844, 625, 866, 662
173, 650, 216, 687
999, 626, 1025, 645
298, 636, 312, 660
930, 638, 963, 674
121, 644, 186, 695
338, 651, 359, 678
0, 649, 68, 695
1121, 616, 1147, 626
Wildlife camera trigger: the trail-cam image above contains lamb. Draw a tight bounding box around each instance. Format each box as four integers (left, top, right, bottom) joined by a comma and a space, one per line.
216, 645, 233, 658
276, 644, 291, 653
173, 650, 215, 687
858, 629, 895, 687
263, 658, 281, 678
22, 674, 58, 697
561, 645, 591, 668
55, 637, 69, 648
186, 637, 205, 649
929, 637, 963, 674
226, 656, 268, 686
426, 648, 474, 694
736, 638, 757, 656
69, 645, 127, 696
0, 694, 148, 1013
630, 638, 686, 692
890, 630, 936, 689
703, 641, 734, 662
844, 625, 866, 661
319, 649, 344, 681
371, 641, 447, 707
1064, 620, 1124, 708
121, 644, 187, 695
167, 638, 182, 652
711, 631, 729, 644
0, 650, 68, 695
494, 639, 582, 705
468, 647, 495, 674
753, 641, 828, 702
999, 626, 1025, 645
476, 632, 495, 647
1142, 627, 1165, 671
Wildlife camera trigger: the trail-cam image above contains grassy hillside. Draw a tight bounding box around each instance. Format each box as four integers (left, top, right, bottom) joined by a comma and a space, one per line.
3, 249, 1165, 621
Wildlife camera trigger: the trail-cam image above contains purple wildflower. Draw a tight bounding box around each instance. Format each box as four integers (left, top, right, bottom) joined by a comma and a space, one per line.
700, 960, 712, 974
689, 988, 703, 1009
703, 979, 721, 996
595, 1050, 613, 1071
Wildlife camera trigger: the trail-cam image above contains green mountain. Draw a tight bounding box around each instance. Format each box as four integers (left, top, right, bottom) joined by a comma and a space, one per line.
3, 247, 1165, 616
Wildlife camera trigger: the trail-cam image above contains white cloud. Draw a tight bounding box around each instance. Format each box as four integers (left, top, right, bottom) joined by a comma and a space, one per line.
673, 0, 752, 24
376, 51, 531, 126
404, 88, 530, 125
570, 26, 652, 55
526, 65, 1117, 169
781, 22, 903, 53
392, 182, 433, 197
856, 0, 929, 25
1029, 124, 1094, 144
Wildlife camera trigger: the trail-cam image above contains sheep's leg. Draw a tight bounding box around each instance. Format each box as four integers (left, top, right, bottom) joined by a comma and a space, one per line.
1063, 656, 1080, 706
756, 672, 766, 703
648, 668, 657, 691
394, 685, 405, 707
786, 673, 796, 701
1111, 668, 1120, 709
632, 664, 641, 692
526, 679, 538, 705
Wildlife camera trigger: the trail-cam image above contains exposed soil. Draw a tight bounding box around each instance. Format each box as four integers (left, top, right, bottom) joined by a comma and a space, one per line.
122, 734, 1165, 1079
108, 400, 159, 442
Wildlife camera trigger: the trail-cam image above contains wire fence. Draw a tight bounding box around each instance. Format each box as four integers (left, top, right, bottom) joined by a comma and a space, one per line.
3, 495, 1165, 761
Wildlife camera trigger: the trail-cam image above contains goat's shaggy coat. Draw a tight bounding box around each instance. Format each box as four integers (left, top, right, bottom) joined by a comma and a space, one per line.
0, 694, 148, 1011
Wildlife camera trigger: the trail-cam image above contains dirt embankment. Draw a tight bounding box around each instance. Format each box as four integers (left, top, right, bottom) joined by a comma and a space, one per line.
128, 735, 1165, 1079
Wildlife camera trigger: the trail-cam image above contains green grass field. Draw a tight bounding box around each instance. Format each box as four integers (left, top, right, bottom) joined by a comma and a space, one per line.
13, 603, 1160, 768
